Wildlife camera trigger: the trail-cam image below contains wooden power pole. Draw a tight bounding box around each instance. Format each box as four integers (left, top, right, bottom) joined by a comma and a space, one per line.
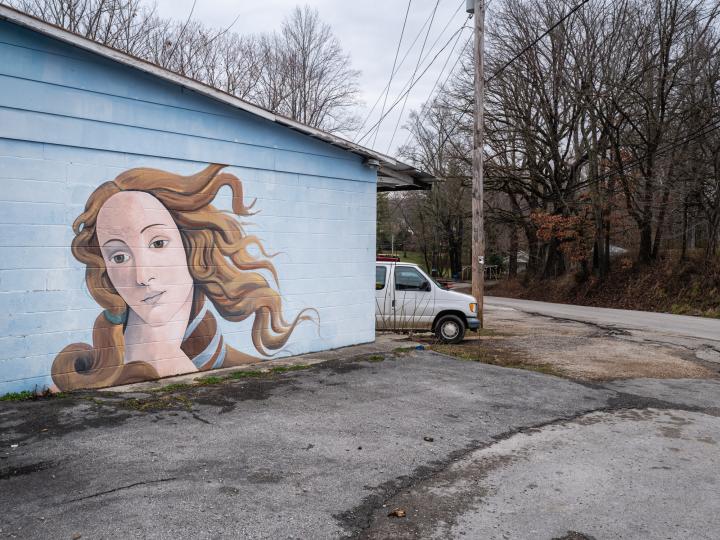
468, 0, 485, 328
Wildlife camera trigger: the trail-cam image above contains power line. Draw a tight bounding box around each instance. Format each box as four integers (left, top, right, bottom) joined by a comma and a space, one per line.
381, 1, 468, 151
357, 23, 471, 145
371, 0, 413, 148
402, 0, 593, 157
400, 31, 472, 150
353, 2, 448, 141
574, 117, 720, 194
491, 117, 720, 206
485, 0, 592, 84
357, 0, 468, 146
203, 11, 242, 48
386, 0, 441, 152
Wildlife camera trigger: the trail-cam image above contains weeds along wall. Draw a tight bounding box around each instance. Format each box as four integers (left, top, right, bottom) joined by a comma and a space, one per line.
0, 19, 376, 395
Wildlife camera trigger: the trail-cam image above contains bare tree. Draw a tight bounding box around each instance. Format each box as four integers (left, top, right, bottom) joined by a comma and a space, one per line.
273, 7, 361, 133
6, 1, 361, 135
396, 0, 720, 284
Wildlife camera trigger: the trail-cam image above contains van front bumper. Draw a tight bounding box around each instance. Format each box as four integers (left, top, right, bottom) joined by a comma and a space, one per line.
466, 316, 480, 330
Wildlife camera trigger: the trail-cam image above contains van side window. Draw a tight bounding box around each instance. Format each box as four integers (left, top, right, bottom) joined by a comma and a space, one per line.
376, 266, 387, 290
395, 267, 429, 292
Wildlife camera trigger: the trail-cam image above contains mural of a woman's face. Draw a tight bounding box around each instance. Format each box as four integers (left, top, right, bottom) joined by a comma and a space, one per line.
96, 191, 194, 326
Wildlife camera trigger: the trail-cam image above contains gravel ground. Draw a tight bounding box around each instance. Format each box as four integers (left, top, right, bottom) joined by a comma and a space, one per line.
465, 304, 719, 381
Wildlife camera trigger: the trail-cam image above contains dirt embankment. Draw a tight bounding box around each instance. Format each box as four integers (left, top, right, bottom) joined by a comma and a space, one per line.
490, 255, 720, 319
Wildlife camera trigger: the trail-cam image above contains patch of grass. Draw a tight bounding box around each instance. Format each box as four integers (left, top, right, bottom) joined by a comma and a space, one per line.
227, 370, 266, 380
157, 382, 192, 393
366, 354, 385, 363
154, 364, 312, 392
670, 303, 693, 315
393, 346, 416, 354
430, 343, 563, 377
0, 390, 36, 401
120, 394, 192, 412
0, 389, 66, 401
196, 375, 224, 386
398, 251, 427, 269
270, 364, 311, 374
473, 327, 515, 337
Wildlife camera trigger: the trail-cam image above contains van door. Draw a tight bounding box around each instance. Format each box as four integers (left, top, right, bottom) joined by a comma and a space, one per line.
375, 265, 393, 329
393, 266, 435, 330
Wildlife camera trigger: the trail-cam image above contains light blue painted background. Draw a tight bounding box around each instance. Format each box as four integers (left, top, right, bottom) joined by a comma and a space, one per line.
0, 19, 376, 395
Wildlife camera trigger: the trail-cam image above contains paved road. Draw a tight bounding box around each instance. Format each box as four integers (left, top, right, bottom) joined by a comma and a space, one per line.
2, 349, 719, 539
486, 296, 720, 343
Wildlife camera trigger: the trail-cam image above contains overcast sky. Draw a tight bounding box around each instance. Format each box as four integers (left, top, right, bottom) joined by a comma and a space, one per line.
153, 0, 472, 157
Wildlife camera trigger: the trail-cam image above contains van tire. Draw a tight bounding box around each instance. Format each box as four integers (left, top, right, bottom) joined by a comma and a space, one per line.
435, 314, 465, 344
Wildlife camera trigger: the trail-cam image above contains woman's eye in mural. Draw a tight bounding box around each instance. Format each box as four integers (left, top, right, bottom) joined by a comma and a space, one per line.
111, 253, 130, 264
149, 238, 168, 249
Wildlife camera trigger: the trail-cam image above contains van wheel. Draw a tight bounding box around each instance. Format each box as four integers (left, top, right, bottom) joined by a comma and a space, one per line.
435, 315, 465, 344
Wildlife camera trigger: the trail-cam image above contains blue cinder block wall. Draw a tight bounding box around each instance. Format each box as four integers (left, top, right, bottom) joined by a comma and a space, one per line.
0, 19, 376, 394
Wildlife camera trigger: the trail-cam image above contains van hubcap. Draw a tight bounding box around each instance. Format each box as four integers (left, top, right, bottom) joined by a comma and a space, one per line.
442, 321, 459, 339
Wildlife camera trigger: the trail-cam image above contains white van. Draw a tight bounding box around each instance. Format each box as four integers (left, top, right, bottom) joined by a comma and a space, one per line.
375, 259, 480, 343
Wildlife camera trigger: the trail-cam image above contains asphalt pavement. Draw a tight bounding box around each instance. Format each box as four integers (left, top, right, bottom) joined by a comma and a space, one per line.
486, 296, 720, 343
2, 345, 719, 539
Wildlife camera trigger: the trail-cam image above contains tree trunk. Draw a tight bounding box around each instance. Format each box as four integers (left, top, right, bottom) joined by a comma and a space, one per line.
509, 226, 518, 278
604, 217, 611, 275
524, 228, 540, 279
639, 222, 653, 264
651, 182, 672, 259
680, 196, 688, 262
543, 238, 566, 278
593, 215, 608, 279
448, 240, 463, 278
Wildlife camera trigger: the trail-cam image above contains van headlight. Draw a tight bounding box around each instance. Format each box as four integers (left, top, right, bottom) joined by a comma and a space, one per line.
469, 303, 477, 314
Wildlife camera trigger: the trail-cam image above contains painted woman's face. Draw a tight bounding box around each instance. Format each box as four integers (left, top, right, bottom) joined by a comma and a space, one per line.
96, 191, 194, 326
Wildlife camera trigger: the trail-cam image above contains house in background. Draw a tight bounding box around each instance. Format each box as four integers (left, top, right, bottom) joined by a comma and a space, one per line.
0, 5, 433, 395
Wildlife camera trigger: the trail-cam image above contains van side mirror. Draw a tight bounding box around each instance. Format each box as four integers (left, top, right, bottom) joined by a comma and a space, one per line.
420, 281, 431, 292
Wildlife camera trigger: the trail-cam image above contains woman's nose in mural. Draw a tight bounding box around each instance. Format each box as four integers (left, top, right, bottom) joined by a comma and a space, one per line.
133, 255, 157, 287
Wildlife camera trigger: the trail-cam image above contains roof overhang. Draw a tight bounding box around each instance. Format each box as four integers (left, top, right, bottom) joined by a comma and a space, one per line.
0, 5, 435, 192
376, 165, 434, 192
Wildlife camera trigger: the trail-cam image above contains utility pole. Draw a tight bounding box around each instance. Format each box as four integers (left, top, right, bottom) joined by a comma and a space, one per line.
467, 0, 485, 328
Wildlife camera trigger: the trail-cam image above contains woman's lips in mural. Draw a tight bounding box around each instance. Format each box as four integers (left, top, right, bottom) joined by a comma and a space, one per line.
142, 291, 166, 305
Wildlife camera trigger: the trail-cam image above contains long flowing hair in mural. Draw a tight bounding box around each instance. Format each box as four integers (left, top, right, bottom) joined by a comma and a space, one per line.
52, 164, 316, 391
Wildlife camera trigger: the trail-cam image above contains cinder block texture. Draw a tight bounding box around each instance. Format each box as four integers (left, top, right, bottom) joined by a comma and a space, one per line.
0, 20, 376, 394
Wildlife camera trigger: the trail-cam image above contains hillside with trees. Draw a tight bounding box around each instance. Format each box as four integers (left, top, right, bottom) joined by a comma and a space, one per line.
384, 0, 720, 315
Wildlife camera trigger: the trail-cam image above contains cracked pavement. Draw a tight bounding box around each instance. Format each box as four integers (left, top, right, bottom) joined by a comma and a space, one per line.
1, 304, 719, 539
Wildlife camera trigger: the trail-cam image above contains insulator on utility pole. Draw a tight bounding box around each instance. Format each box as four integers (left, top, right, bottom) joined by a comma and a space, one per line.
471, 0, 485, 329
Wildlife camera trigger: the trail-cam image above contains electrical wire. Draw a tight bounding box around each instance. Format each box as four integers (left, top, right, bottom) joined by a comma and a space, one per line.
382, 2, 469, 151
485, 0, 592, 84
356, 0, 468, 144
357, 23, 471, 145
400, 31, 472, 150
353, 1, 450, 141
371, 0, 413, 149
405, 0, 594, 152
386, 0, 441, 152
486, 117, 720, 212
564, 117, 720, 198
